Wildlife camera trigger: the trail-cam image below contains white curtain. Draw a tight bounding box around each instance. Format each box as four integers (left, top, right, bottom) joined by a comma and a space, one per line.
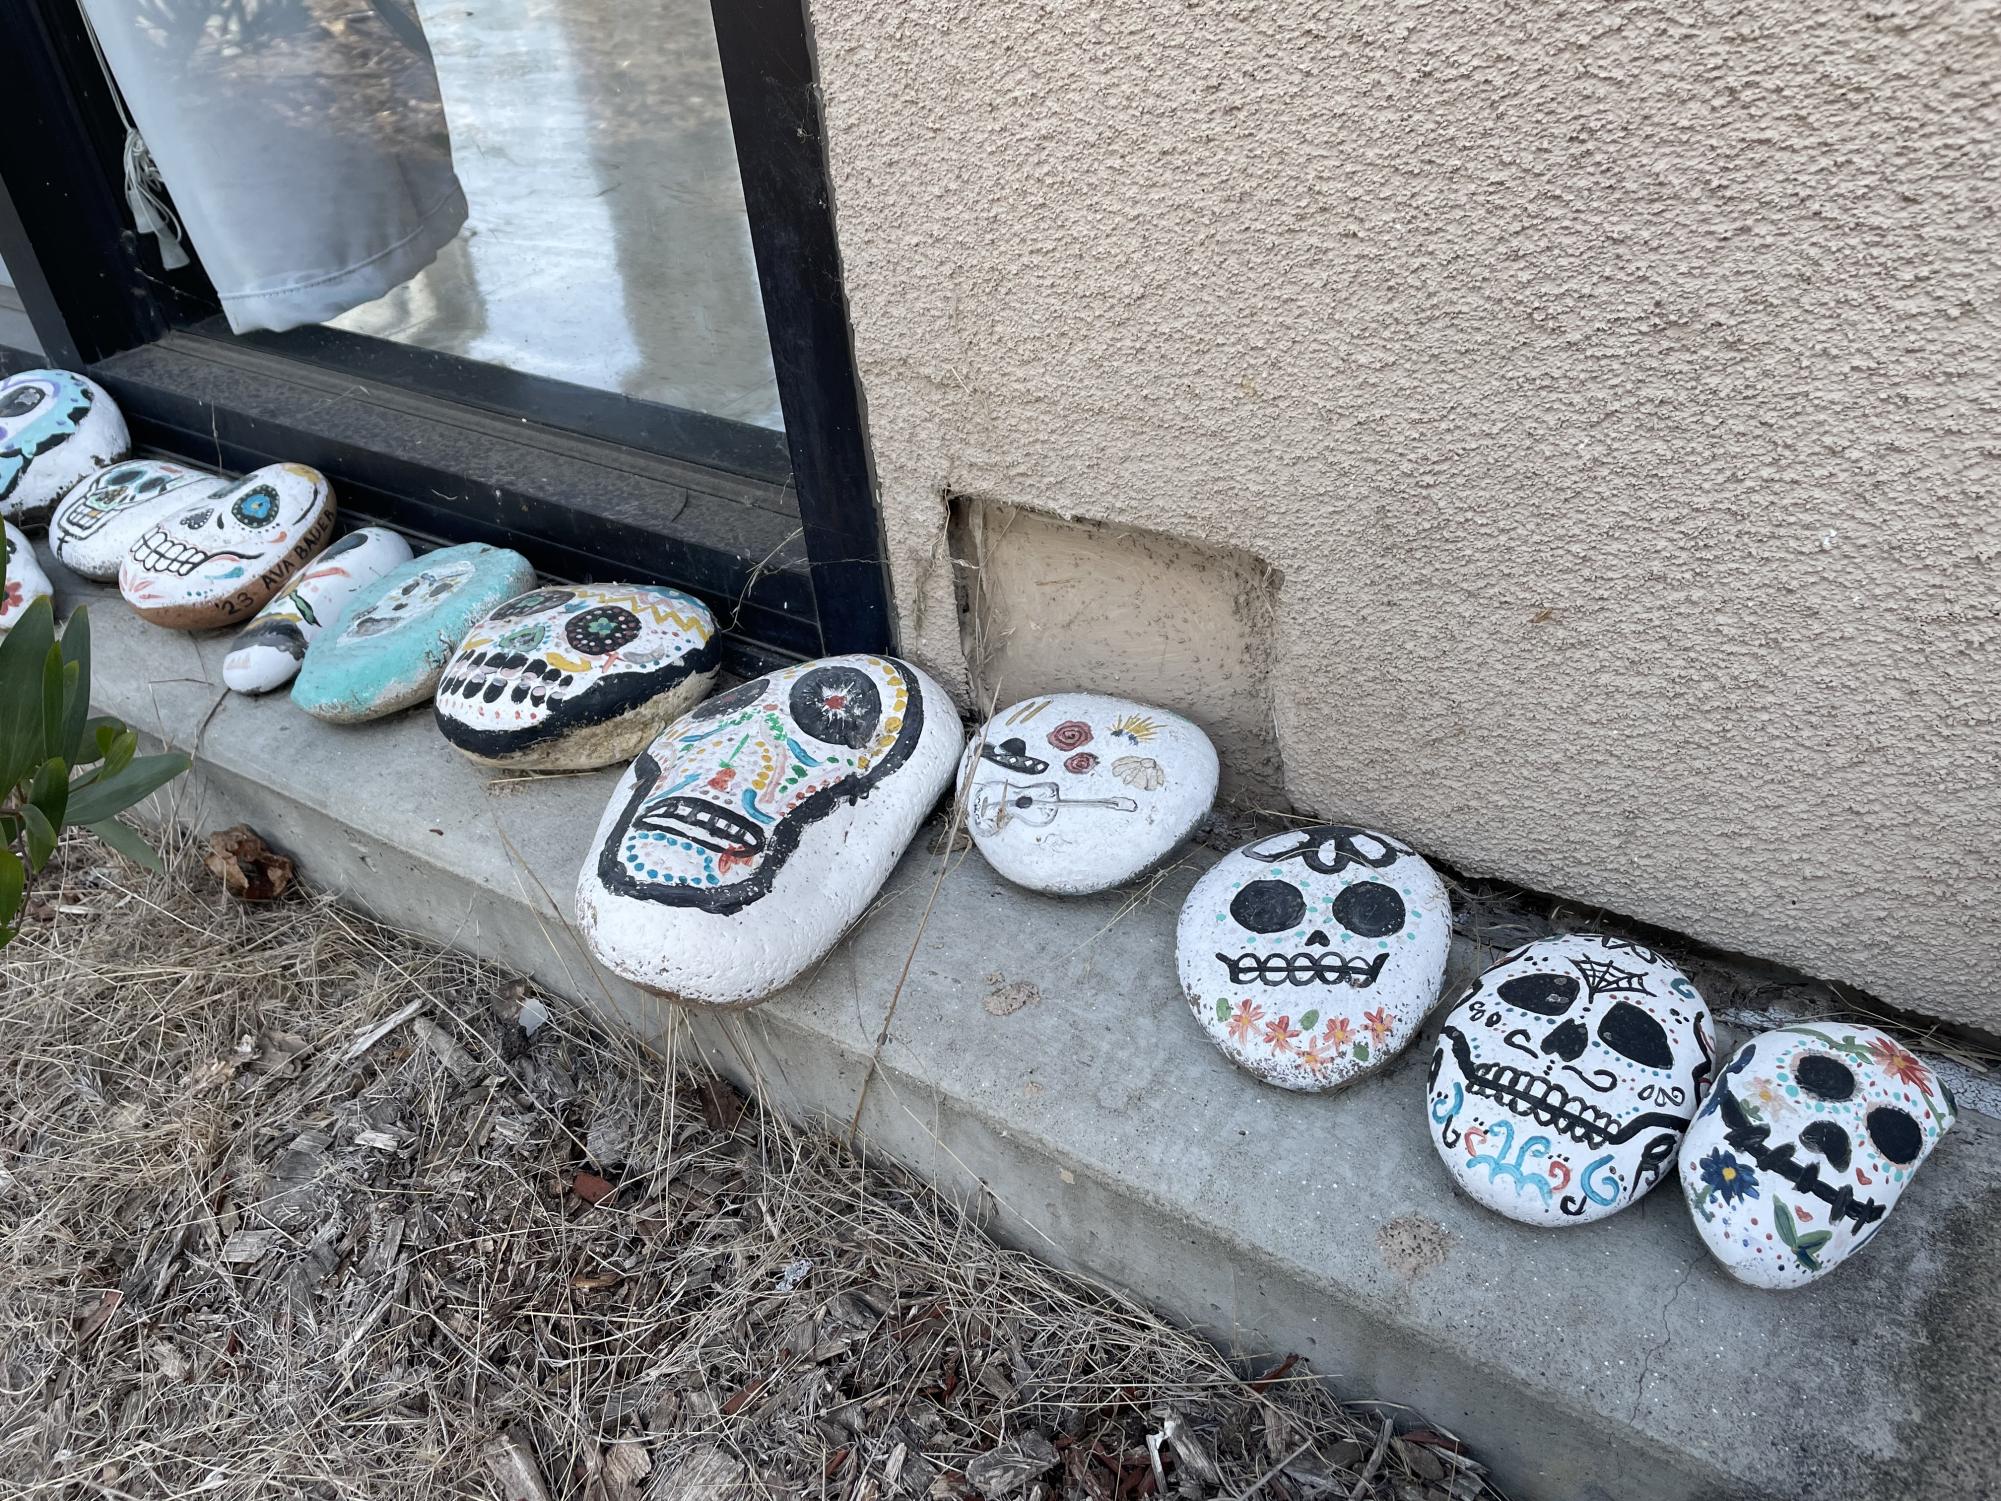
80, 0, 468, 334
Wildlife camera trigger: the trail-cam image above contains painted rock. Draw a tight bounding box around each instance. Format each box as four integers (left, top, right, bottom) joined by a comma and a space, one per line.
1179, 825, 1452, 1091
576, 655, 963, 1007
120, 464, 336, 629
962, 693, 1218, 895
2, 521, 52, 636
0, 368, 130, 527
51, 459, 223, 580
1679, 1022, 1955, 1289
222, 527, 414, 694
1426, 934, 1715, 1226
291, 542, 537, 723
434, 584, 720, 771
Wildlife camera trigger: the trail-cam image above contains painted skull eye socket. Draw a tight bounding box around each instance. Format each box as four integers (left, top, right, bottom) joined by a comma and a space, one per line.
565, 605, 642, 655
0, 385, 45, 421
790, 666, 882, 748
1793, 1053, 1856, 1102
179, 506, 214, 529
493, 587, 575, 619
1331, 880, 1405, 938
1496, 972, 1580, 1016
1799, 1119, 1852, 1172
1231, 879, 1305, 934
1597, 1002, 1673, 1069
230, 486, 279, 527
1867, 1106, 1923, 1166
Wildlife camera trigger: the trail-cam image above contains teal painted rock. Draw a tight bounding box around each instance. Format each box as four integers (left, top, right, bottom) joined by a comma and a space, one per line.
292, 542, 536, 723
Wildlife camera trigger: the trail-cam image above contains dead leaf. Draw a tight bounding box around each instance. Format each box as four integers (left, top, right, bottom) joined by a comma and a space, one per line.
203, 826, 295, 902
484, 1432, 551, 1501
74, 1289, 121, 1343
982, 980, 1041, 1017
695, 1074, 744, 1131
572, 1170, 617, 1206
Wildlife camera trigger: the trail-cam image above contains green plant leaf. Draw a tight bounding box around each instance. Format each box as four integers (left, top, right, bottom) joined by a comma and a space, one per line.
86, 818, 165, 873
0, 843, 23, 936
59, 604, 92, 763
0, 595, 57, 790
1298, 1010, 1319, 1032
28, 756, 68, 839
20, 803, 56, 872
65, 753, 191, 827
40, 639, 65, 764
99, 729, 136, 782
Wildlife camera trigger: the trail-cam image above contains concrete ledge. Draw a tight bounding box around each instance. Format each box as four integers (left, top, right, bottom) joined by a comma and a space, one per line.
57, 548, 1998, 1501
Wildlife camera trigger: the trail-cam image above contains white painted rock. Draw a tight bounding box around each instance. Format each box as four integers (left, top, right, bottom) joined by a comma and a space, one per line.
576, 655, 963, 1007
120, 464, 336, 629
0, 369, 129, 527
434, 584, 720, 770
291, 542, 537, 723
962, 693, 1217, 895
1680, 1022, 1955, 1289
1426, 934, 1715, 1226
50, 459, 223, 580
222, 527, 414, 694
1179, 825, 1452, 1091
1, 521, 52, 636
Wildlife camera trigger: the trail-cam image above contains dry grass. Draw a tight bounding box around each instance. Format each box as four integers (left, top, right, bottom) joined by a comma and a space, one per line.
0, 834, 1500, 1501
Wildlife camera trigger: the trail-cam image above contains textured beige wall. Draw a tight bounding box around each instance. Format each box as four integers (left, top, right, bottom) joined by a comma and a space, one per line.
810, 1, 2001, 1028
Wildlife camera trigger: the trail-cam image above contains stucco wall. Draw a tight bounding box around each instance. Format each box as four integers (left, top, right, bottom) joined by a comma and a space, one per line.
808, 1, 2001, 1029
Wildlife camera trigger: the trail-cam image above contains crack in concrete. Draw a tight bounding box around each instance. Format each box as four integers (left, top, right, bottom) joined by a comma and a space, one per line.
1630, 1258, 1697, 1425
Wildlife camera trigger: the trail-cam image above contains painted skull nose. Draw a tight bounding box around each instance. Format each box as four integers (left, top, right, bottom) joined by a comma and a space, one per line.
1799, 1119, 1852, 1173
1542, 1018, 1589, 1062
1303, 929, 1330, 948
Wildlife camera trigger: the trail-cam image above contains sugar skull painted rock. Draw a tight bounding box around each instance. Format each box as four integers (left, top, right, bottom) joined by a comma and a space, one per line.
434, 583, 720, 771
2, 521, 52, 637
51, 459, 221, 580
223, 527, 414, 694
1679, 1023, 1955, 1289
0, 369, 129, 526
576, 655, 964, 1006
1179, 825, 1453, 1091
119, 464, 335, 629
292, 542, 536, 723
962, 692, 1218, 896
1426, 934, 1715, 1226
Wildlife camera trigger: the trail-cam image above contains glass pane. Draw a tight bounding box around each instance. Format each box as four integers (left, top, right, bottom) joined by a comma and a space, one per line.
326, 0, 781, 431
0, 251, 41, 354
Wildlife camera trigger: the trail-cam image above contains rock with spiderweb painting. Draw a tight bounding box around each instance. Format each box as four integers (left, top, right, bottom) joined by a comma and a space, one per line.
1679, 1022, 1954, 1288
433, 584, 720, 770
1179, 825, 1452, 1091
575, 656, 963, 1007
120, 464, 336, 629
1425, 934, 1716, 1226
50, 459, 223, 581
961, 693, 1217, 896
0, 368, 129, 527
292, 542, 535, 723
223, 527, 414, 694
2, 521, 52, 636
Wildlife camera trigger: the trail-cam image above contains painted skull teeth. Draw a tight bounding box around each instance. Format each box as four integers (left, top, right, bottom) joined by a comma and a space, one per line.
633, 794, 768, 855
1448, 1030, 1622, 1148
129, 526, 246, 578
437, 650, 578, 707
1713, 1080, 1886, 1232
1214, 951, 1387, 988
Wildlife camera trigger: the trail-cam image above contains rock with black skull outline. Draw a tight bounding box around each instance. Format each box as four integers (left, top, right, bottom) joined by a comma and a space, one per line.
1426, 934, 1715, 1227
963, 693, 1218, 896
51, 459, 222, 581
292, 542, 536, 723
2, 521, 52, 637
1179, 825, 1452, 1091
1680, 1023, 1954, 1289
434, 584, 720, 771
576, 656, 963, 1007
0, 368, 129, 527
120, 464, 335, 629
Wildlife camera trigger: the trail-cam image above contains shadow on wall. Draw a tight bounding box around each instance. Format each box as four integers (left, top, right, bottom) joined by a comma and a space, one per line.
946, 495, 1286, 809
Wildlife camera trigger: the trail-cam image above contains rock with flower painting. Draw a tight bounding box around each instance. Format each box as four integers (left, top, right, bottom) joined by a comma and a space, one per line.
1425, 934, 1716, 1227
434, 583, 720, 770
222, 527, 415, 694
2, 521, 52, 636
1178, 825, 1451, 1091
292, 542, 536, 723
1679, 1022, 1955, 1289
120, 464, 336, 629
50, 459, 223, 581
576, 655, 964, 1007
0, 368, 130, 527
962, 693, 1217, 896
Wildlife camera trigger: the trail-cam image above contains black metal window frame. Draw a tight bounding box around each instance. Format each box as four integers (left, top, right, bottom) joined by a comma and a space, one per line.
0, 0, 891, 674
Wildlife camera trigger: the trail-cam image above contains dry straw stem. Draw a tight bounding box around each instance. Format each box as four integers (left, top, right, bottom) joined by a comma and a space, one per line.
1, 832, 1501, 1501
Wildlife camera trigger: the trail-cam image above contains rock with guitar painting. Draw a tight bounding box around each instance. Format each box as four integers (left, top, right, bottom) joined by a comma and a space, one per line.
962, 693, 1218, 896
575, 655, 964, 1007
